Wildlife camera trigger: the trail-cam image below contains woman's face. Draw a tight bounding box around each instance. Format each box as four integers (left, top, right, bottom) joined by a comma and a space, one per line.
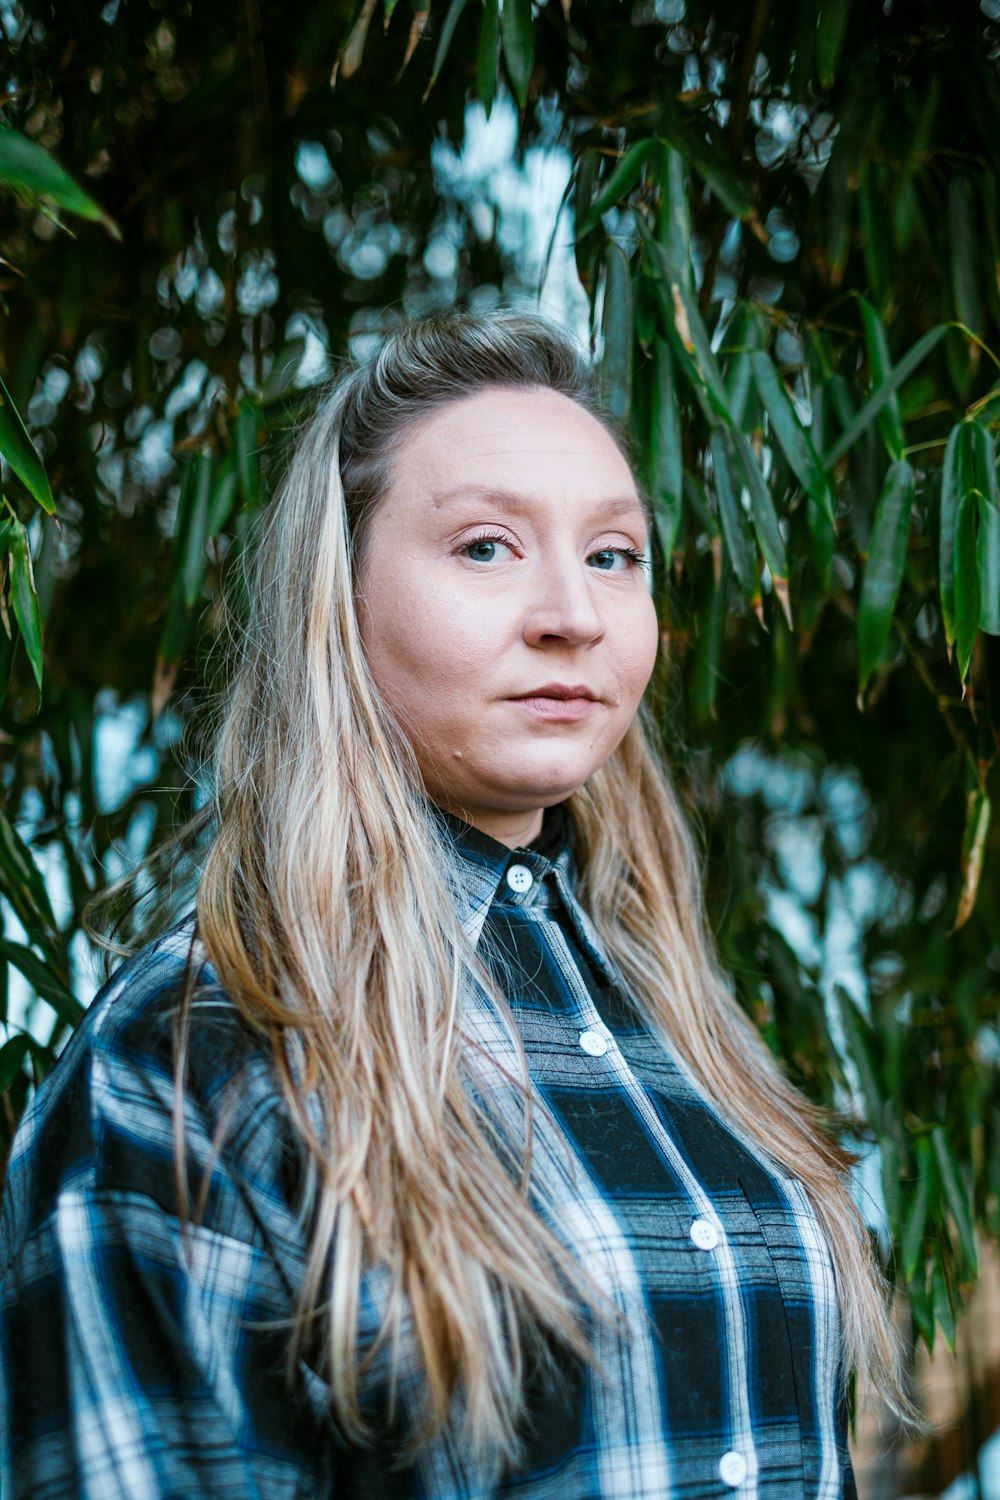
357, 386, 659, 847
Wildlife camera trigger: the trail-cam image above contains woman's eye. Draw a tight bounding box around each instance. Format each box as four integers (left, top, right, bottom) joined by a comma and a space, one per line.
460, 537, 514, 563
587, 547, 646, 572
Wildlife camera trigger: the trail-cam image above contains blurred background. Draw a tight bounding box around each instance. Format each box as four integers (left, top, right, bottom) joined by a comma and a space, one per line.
1, 2, 999, 1492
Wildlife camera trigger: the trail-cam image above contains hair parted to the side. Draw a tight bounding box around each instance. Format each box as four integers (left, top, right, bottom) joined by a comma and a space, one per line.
183, 310, 905, 1463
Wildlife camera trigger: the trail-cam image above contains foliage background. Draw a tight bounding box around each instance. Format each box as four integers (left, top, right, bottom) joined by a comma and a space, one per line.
1, 0, 999, 1489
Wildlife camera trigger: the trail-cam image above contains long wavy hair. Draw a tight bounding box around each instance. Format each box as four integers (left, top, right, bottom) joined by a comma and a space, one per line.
181, 312, 902, 1463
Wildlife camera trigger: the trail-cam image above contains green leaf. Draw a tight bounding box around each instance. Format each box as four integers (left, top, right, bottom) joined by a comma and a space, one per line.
750, 352, 835, 524
0, 372, 55, 514
501, 0, 533, 109
939, 422, 969, 650
901, 1157, 929, 1280
815, 0, 851, 88
337, 0, 380, 79
672, 129, 752, 222
425, 0, 471, 96
857, 460, 914, 692
858, 164, 891, 313
691, 555, 726, 723
650, 340, 683, 560
477, 0, 499, 116
968, 420, 1000, 635
0, 1034, 31, 1095
953, 788, 991, 932
931, 1126, 978, 1276
0, 939, 84, 1026
576, 139, 658, 239
8, 519, 44, 690
0, 125, 119, 239
710, 428, 759, 612
233, 398, 261, 510
640, 223, 731, 425
600, 242, 633, 426
949, 176, 983, 339
0, 806, 59, 951
659, 146, 692, 292
181, 453, 213, 608
931, 1257, 956, 1353
730, 431, 792, 626
858, 298, 904, 461
978, 493, 1000, 635
207, 451, 239, 540
824, 324, 949, 470
953, 487, 981, 682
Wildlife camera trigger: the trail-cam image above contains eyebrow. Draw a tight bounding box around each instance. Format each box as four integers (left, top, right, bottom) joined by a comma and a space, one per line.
426, 483, 649, 523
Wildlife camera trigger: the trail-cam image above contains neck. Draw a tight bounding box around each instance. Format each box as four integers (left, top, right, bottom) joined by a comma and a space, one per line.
438, 803, 545, 849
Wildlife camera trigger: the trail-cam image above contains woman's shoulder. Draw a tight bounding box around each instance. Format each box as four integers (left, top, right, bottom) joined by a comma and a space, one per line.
1, 915, 290, 1265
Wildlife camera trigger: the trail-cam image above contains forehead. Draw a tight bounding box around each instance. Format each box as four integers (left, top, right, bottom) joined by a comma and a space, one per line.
385, 386, 640, 502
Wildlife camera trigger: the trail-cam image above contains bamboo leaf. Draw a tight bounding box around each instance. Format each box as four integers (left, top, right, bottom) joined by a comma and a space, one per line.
425, 0, 471, 96
477, 0, 499, 116
0, 939, 84, 1026
8, 519, 44, 690
672, 129, 753, 221
0, 125, 119, 239
815, 0, 851, 89
949, 176, 983, 339
953, 788, 991, 932
824, 325, 948, 470
182, 452, 213, 608
968, 420, 1000, 635
0, 372, 55, 514
978, 493, 1000, 635
600, 242, 633, 425
207, 451, 239, 540
954, 487, 981, 681
660, 146, 692, 291
0, 1034, 31, 1095
233, 398, 261, 510
931, 1257, 956, 1353
901, 1158, 929, 1280
939, 422, 968, 650
710, 428, 759, 611
577, 139, 658, 239
730, 431, 792, 626
640, 223, 732, 424
650, 339, 683, 560
0, 806, 58, 949
858, 298, 904, 461
750, 352, 835, 523
501, 0, 533, 108
857, 459, 914, 691
931, 1126, 979, 1276
337, 0, 379, 79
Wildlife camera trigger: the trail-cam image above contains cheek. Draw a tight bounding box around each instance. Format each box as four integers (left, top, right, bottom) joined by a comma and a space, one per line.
362, 584, 490, 710
619, 592, 660, 697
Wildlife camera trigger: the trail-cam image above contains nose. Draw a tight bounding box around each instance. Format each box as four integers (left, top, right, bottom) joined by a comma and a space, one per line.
521, 559, 605, 649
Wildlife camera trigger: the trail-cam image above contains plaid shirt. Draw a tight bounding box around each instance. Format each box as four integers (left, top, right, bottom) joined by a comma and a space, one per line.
1, 810, 855, 1498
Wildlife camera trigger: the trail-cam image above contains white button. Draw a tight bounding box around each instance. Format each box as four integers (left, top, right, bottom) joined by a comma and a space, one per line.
719, 1450, 747, 1488
505, 864, 533, 894
579, 1030, 609, 1057
689, 1217, 720, 1252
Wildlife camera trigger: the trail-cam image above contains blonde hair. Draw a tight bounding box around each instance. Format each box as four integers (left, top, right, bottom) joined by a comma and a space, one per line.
188, 312, 901, 1463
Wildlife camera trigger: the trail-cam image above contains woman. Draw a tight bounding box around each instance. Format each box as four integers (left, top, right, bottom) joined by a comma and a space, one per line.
0, 313, 900, 1498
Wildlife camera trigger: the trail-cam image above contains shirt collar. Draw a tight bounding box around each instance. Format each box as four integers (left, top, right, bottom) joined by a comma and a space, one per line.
433, 803, 573, 947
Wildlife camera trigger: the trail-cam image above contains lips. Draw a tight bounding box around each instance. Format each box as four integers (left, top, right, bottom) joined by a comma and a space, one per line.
512, 683, 598, 702
508, 684, 600, 723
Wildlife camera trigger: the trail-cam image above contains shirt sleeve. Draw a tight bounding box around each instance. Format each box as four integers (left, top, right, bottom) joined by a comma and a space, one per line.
1, 1186, 331, 1499
0, 948, 334, 1500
